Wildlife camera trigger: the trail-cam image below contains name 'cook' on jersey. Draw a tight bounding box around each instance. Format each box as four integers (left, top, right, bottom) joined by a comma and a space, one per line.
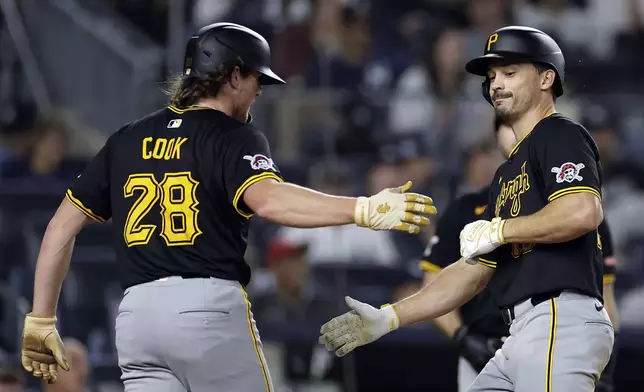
477, 113, 604, 308
65, 106, 283, 289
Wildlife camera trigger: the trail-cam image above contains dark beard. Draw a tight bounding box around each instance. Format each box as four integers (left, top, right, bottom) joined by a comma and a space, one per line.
494, 106, 519, 124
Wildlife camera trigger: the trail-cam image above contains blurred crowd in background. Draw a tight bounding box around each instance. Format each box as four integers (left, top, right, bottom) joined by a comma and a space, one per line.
2, 0, 644, 391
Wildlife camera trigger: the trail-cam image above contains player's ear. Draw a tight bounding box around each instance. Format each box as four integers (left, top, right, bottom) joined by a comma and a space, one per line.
230, 66, 242, 90
540, 68, 555, 92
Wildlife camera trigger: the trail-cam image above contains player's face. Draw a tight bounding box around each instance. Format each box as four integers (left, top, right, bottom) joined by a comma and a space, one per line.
496, 123, 517, 157
487, 63, 542, 122
233, 71, 262, 122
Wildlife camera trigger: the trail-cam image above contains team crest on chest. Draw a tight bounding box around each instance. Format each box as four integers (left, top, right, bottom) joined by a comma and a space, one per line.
551, 162, 584, 184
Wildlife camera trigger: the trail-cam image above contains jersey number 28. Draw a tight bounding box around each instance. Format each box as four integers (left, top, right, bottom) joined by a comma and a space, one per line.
123, 171, 202, 247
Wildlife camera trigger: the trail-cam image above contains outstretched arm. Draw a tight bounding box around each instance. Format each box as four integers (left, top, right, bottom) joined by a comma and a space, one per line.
319, 259, 494, 357
244, 179, 437, 232
394, 259, 494, 327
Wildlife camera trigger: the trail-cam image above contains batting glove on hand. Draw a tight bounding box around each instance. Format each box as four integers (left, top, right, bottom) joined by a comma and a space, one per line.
319, 297, 399, 357
354, 181, 437, 234
460, 217, 506, 260
21, 314, 69, 384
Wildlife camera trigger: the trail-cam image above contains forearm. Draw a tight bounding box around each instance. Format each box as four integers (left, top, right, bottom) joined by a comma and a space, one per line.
31, 200, 90, 317
394, 259, 492, 327
255, 182, 356, 228
422, 272, 463, 337
31, 226, 76, 316
502, 193, 602, 244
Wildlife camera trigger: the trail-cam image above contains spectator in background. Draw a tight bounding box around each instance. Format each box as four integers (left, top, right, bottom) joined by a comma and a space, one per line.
367, 134, 436, 263
582, 104, 644, 252
250, 239, 343, 385
42, 338, 90, 392
252, 240, 339, 325
305, 3, 373, 91
456, 138, 504, 197
273, 161, 400, 266
0, 117, 73, 183
0, 365, 24, 392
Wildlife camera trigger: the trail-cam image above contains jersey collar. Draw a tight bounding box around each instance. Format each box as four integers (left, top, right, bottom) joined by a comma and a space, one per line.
507, 111, 557, 158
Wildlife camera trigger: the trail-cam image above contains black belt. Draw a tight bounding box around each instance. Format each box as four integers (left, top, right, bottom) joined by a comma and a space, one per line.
500, 290, 562, 326
179, 273, 212, 279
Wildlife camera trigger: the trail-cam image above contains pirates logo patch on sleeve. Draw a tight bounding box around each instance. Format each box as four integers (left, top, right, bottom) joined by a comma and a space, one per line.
551, 162, 585, 184
243, 154, 277, 171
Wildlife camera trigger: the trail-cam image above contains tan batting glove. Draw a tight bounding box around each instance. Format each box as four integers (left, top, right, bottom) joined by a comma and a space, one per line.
459, 217, 506, 260
319, 297, 399, 357
21, 314, 69, 384
354, 181, 437, 234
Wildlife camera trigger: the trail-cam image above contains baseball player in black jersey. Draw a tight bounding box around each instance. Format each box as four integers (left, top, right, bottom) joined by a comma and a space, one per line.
319, 26, 614, 392
19, 23, 437, 391
419, 120, 620, 391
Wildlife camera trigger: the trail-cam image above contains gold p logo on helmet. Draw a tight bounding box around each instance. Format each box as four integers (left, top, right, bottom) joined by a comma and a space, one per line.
487, 33, 499, 52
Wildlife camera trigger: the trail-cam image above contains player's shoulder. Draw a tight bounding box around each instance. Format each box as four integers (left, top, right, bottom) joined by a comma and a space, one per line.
534, 113, 592, 141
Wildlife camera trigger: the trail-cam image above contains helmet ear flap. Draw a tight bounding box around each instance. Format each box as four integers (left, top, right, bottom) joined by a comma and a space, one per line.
482, 79, 493, 105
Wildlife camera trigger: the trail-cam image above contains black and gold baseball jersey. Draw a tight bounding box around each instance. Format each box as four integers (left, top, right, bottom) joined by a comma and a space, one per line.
420, 187, 508, 338
478, 113, 604, 308
65, 106, 283, 289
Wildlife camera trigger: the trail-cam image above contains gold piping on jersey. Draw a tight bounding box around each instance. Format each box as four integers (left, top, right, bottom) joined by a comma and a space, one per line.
168, 105, 212, 114
547, 186, 601, 202
477, 258, 497, 269
233, 172, 283, 219
546, 298, 558, 392
603, 274, 616, 284
65, 190, 106, 222
507, 112, 557, 158
241, 287, 273, 392
419, 260, 441, 273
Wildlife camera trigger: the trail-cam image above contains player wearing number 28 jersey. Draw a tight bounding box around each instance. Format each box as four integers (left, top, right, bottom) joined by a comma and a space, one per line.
66, 105, 281, 289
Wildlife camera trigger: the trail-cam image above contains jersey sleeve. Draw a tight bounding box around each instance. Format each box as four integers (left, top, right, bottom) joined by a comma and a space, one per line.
224, 128, 283, 218
419, 202, 463, 273
533, 121, 602, 203
598, 219, 616, 284
66, 139, 112, 222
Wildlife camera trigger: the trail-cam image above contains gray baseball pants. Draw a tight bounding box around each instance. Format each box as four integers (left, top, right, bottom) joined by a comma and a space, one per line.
469, 291, 614, 392
114, 276, 273, 392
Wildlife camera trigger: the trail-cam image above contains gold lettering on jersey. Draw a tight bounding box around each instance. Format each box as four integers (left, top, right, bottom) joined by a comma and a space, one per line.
511, 243, 535, 258
495, 161, 530, 218
142, 137, 188, 160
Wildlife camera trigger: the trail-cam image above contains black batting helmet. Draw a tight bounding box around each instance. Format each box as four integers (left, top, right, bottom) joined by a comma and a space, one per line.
465, 26, 565, 105
183, 22, 285, 85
